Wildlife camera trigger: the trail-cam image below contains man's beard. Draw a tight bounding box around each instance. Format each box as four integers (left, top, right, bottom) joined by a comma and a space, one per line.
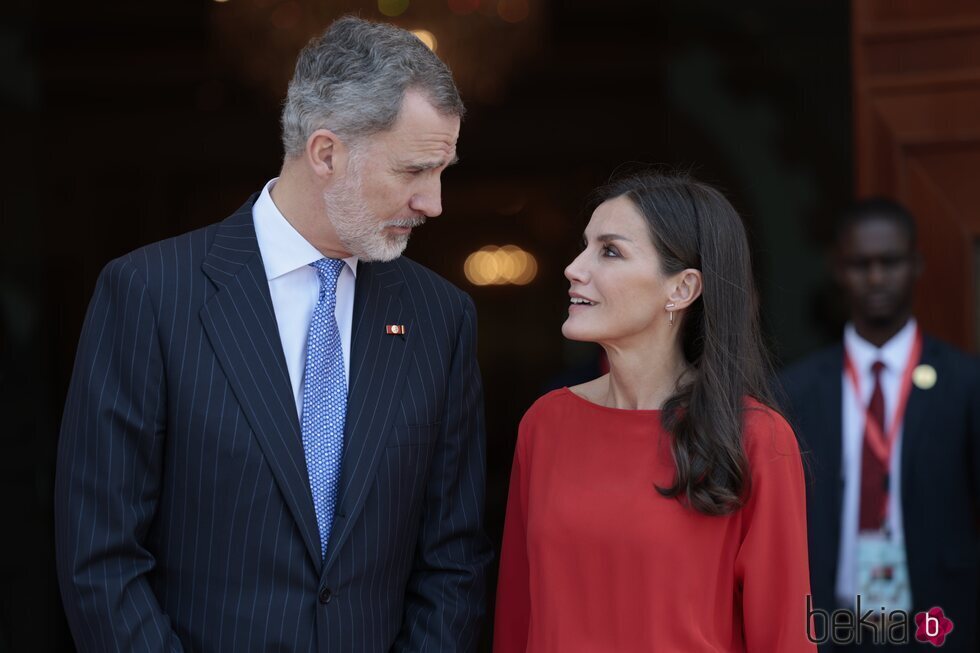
323, 156, 425, 262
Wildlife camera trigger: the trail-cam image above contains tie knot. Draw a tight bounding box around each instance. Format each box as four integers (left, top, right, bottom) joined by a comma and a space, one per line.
871, 360, 885, 377
310, 258, 345, 296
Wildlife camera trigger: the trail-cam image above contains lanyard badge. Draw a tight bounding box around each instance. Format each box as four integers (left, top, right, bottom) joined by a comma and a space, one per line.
857, 532, 913, 612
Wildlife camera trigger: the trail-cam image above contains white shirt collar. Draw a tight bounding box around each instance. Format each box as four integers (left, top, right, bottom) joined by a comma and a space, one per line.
843, 317, 918, 376
252, 178, 358, 281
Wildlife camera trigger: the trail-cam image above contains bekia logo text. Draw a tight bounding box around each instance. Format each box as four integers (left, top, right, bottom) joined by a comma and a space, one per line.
807, 596, 954, 647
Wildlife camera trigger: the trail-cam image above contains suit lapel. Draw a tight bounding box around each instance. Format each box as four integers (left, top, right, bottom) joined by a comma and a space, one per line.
199, 198, 323, 571
900, 336, 936, 511
324, 261, 415, 572
815, 347, 845, 543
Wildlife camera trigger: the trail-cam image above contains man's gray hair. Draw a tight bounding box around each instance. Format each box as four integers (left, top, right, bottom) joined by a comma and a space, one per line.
281, 16, 464, 158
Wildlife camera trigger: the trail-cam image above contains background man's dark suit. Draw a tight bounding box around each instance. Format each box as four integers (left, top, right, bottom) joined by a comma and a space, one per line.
780, 334, 980, 651
55, 196, 492, 651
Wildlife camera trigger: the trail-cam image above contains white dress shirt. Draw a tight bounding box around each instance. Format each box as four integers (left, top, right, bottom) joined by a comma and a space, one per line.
252, 178, 358, 418
835, 317, 918, 606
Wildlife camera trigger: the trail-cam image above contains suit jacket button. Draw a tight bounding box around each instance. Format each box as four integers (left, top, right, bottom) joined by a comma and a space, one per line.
318, 588, 332, 605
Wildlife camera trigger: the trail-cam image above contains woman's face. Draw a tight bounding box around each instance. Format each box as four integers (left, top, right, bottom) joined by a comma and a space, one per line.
562, 196, 669, 345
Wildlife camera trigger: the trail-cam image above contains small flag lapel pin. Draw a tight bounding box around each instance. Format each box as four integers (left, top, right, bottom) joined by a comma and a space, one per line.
386, 324, 406, 335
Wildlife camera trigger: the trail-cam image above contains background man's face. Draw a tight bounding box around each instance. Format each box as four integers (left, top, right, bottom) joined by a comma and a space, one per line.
835, 217, 919, 326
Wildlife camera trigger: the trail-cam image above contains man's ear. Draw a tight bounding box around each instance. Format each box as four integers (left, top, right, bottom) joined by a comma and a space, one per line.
667, 269, 703, 309
306, 129, 345, 179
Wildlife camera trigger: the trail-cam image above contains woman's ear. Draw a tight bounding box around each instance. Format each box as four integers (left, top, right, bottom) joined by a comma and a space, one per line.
667, 269, 703, 309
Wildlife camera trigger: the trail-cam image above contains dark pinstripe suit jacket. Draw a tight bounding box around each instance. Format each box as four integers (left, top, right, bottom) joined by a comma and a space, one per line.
55, 196, 493, 652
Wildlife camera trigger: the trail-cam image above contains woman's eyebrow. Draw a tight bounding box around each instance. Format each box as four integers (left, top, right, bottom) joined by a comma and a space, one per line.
582, 233, 633, 245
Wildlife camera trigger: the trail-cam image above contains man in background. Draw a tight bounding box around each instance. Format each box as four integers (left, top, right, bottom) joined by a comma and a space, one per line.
55, 16, 491, 652
780, 198, 980, 652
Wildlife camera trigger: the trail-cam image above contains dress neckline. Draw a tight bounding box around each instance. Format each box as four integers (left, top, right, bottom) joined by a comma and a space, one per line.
560, 387, 663, 415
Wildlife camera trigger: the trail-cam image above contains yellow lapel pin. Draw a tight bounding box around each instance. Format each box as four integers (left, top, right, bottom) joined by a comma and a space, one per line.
912, 364, 936, 390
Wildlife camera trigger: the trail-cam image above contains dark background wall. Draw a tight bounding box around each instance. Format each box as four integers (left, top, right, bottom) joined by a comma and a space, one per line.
1, 0, 849, 649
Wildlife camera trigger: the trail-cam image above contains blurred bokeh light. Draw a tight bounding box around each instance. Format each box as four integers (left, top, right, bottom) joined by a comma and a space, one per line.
465, 245, 538, 286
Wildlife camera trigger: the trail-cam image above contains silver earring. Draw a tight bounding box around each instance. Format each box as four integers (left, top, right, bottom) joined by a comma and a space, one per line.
666, 303, 676, 327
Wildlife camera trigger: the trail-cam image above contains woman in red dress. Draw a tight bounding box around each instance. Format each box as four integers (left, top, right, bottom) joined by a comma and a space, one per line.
493, 173, 815, 652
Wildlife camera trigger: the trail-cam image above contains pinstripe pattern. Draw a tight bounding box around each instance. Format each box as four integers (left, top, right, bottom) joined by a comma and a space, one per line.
55, 195, 493, 652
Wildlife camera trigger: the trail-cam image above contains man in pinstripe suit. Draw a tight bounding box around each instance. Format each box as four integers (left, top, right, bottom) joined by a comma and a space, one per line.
55, 17, 492, 652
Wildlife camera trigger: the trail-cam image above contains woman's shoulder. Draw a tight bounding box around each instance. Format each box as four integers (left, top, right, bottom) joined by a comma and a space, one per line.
513, 388, 574, 457
520, 376, 608, 425
741, 398, 801, 459
520, 387, 575, 425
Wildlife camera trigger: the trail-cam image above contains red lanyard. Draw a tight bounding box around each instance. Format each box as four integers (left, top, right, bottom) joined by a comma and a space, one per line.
843, 326, 923, 468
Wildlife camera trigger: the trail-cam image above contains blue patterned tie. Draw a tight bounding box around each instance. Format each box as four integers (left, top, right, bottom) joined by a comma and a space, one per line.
301, 258, 347, 560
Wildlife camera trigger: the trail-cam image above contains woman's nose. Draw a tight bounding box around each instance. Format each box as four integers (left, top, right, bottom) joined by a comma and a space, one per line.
564, 250, 589, 284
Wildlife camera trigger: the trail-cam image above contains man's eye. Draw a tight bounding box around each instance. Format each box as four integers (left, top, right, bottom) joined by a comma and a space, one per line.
881, 255, 907, 268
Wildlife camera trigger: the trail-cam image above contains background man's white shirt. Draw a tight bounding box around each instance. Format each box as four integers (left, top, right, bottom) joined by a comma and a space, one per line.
835, 317, 917, 605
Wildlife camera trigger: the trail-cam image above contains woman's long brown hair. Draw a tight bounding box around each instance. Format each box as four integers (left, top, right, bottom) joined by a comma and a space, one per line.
594, 172, 779, 516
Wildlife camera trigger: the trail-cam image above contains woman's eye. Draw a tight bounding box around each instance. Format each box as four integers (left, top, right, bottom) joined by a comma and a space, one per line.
602, 245, 620, 257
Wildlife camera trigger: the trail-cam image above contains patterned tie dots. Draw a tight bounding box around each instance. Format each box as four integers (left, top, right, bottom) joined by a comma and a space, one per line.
301, 258, 347, 560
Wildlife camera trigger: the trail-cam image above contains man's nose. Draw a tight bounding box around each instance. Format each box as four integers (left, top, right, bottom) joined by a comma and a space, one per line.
409, 179, 443, 218
867, 260, 886, 284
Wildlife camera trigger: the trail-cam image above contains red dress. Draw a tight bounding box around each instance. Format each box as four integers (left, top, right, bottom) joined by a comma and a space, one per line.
493, 388, 815, 652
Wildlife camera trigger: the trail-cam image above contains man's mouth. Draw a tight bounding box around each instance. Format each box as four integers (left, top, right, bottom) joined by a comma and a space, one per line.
383, 217, 426, 236
866, 292, 893, 306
